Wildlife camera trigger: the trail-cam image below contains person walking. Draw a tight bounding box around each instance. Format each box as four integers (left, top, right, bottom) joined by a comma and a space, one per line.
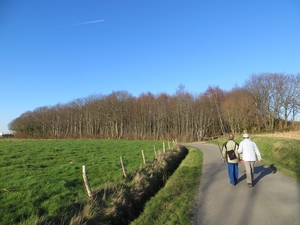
222, 133, 240, 186
238, 133, 262, 187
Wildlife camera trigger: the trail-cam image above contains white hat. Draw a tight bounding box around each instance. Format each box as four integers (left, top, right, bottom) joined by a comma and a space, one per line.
243, 133, 249, 138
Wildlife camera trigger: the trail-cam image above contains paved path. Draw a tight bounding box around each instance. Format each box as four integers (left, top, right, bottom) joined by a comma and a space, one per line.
182, 142, 300, 225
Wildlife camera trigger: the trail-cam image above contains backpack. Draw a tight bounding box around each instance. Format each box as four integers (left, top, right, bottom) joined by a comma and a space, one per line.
223, 141, 238, 160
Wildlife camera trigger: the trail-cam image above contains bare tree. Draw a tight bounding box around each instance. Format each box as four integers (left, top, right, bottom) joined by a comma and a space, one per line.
204, 86, 226, 135
9, 73, 300, 139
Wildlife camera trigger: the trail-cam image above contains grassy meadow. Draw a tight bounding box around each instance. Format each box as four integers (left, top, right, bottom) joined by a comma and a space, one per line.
2, 133, 298, 225
212, 134, 300, 182
0, 139, 169, 224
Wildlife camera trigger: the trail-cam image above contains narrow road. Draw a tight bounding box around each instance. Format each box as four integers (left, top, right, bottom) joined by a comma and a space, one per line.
182, 142, 300, 225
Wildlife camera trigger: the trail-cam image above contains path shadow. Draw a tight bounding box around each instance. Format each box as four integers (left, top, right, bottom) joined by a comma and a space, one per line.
236, 164, 277, 186
237, 173, 246, 184
253, 164, 277, 185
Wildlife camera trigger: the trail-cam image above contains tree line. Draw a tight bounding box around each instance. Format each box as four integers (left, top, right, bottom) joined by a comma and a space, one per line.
9, 73, 300, 141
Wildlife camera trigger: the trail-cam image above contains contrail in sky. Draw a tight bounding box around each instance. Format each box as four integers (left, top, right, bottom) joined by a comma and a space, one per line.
67, 20, 105, 27
37, 20, 104, 31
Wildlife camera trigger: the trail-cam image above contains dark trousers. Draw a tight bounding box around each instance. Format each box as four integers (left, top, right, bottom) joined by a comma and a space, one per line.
227, 162, 239, 185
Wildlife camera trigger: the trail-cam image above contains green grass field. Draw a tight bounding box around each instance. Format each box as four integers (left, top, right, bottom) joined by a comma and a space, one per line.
0, 139, 166, 224
1, 135, 299, 225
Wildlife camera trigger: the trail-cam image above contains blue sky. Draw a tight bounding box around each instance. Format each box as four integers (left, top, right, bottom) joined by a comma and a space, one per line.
1, 0, 300, 133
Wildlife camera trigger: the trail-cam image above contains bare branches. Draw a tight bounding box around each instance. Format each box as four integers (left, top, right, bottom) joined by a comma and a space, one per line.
9, 73, 300, 139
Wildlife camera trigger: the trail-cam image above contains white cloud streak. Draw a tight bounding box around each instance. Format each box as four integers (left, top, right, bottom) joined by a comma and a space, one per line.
67, 20, 105, 27
56, 20, 105, 28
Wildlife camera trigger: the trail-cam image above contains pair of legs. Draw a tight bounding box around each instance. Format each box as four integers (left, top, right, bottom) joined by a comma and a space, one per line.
243, 161, 255, 184
227, 163, 239, 185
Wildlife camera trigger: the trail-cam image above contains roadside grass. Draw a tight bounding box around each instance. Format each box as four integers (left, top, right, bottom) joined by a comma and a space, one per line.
0, 139, 165, 224
131, 147, 202, 225
211, 135, 300, 182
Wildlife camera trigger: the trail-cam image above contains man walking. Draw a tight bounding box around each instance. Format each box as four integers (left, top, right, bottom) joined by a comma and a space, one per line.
222, 133, 240, 186
238, 133, 262, 187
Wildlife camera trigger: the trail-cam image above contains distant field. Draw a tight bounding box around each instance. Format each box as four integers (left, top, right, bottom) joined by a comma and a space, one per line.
0, 139, 165, 224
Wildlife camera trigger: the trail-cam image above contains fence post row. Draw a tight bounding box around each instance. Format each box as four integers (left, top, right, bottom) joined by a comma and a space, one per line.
82, 140, 177, 197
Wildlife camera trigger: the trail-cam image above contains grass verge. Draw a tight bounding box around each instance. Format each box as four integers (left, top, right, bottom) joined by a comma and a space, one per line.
130, 147, 202, 225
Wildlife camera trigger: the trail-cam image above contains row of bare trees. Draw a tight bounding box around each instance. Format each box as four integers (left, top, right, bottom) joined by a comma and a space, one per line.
9, 73, 300, 141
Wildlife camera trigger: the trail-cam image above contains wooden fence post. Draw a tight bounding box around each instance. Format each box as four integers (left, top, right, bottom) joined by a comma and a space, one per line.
142, 150, 146, 164
120, 156, 127, 178
82, 165, 93, 198
153, 145, 157, 157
